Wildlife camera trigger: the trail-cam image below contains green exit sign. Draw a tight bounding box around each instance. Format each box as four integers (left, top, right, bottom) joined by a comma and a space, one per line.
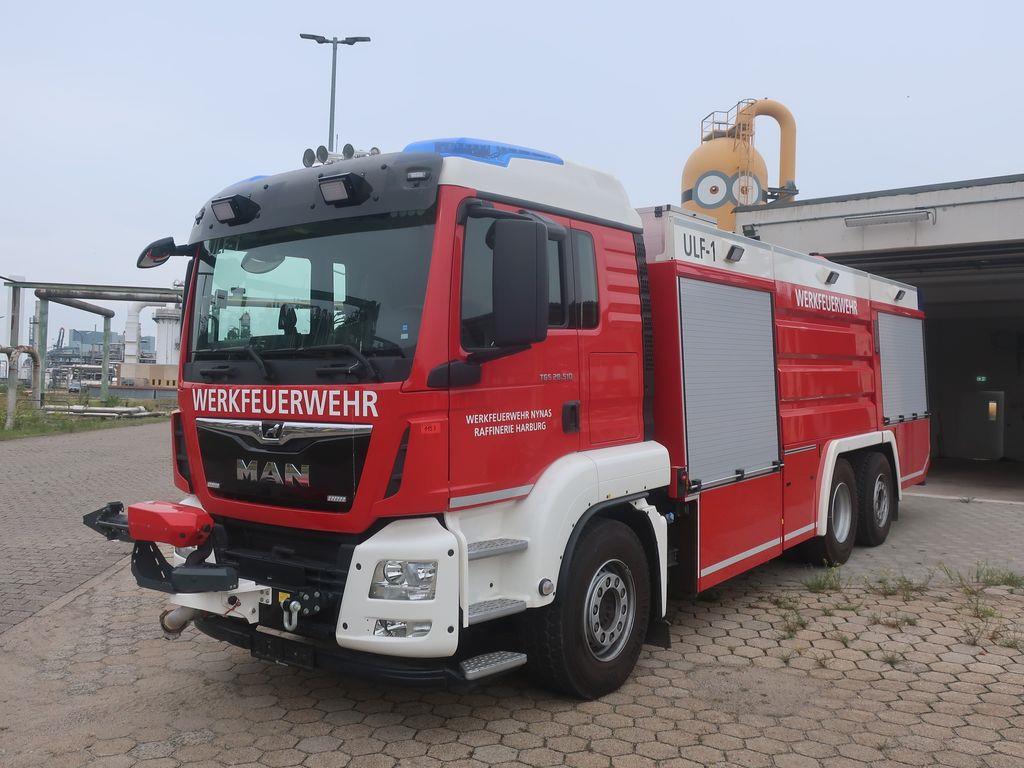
976, 375, 988, 383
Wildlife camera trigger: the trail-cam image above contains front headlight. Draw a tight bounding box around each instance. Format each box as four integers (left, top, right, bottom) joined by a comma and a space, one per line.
368, 559, 437, 601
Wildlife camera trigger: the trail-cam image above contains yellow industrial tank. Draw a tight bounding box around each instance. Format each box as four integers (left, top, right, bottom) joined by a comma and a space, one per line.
682, 98, 797, 232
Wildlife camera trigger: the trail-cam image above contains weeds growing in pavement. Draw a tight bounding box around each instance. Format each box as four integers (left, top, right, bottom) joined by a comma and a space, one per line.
826, 630, 852, 647
939, 563, 987, 597
994, 623, 1024, 651
780, 611, 808, 638
959, 616, 998, 646
973, 563, 1024, 590
835, 601, 862, 612
810, 652, 829, 669
821, 606, 834, 617
779, 649, 795, 665
771, 594, 799, 611
868, 570, 931, 600
966, 595, 997, 620
880, 651, 902, 668
804, 566, 844, 594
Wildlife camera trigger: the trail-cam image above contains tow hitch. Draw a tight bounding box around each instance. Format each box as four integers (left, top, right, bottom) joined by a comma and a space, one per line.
83, 501, 238, 594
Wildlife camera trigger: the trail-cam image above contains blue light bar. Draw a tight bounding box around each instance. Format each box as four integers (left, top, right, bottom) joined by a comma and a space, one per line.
403, 137, 563, 167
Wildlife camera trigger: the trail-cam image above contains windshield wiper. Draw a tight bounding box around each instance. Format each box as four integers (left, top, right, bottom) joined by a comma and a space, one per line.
299, 344, 382, 382
196, 345, 275, 381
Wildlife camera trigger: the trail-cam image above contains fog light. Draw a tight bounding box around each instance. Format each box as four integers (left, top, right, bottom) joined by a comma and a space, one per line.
369, 559, 437, 601
373, 619, 432, 638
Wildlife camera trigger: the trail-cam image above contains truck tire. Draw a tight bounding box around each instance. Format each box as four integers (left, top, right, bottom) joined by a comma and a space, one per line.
854, 451, 895, 547
798, 457, 858, 566
521, 517, 650, 699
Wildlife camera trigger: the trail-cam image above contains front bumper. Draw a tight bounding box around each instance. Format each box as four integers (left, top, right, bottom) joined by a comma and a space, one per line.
84, 501, 461, 659
196, 613, 465, 686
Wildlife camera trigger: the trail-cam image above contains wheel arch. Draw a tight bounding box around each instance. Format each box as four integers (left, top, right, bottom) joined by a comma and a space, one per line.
556, 494, 668, 640
816, 431, 902, 536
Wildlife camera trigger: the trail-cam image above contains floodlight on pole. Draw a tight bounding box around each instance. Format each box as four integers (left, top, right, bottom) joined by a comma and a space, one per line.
299, 33, 371, 152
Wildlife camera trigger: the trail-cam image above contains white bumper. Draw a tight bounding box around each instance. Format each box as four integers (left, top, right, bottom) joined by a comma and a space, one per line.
167, 513, 461, 658
335, 516, 460, 658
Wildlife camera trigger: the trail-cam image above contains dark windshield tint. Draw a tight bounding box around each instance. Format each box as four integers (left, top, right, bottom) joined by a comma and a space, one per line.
190, 210, 435, 382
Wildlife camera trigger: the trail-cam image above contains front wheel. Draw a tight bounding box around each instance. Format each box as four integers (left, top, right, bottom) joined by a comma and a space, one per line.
798, 457, 858, 566
521, 518, 650, 699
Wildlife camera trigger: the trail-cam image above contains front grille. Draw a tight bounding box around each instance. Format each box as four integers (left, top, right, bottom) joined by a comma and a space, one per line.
197, 421, 370, 512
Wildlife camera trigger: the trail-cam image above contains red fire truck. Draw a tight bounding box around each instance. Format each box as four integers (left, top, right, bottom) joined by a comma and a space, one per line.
85, 139, 929, 698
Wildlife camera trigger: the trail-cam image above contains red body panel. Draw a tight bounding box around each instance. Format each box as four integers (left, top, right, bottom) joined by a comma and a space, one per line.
697, 473, 783, 591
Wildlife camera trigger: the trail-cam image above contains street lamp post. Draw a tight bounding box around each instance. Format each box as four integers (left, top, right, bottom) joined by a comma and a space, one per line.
299, 33, 371, 153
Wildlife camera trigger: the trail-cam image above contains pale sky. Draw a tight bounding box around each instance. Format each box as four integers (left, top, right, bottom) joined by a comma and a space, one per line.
2, 0, 1021, 346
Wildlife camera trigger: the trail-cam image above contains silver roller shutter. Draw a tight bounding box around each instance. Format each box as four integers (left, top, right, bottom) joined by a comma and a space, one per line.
679, 277, 780, 488
878, 312, 928, 422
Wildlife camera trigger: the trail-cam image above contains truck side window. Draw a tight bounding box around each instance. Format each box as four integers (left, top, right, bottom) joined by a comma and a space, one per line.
572, 230, 599, 329
461, 217, 567, 349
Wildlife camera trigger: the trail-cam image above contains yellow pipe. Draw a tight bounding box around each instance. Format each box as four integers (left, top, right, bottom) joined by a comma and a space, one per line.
736, 99, 797, 193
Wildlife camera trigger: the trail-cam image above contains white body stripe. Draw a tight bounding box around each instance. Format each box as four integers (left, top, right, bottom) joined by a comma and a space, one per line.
449, 484, 534, 510
700, 536, 782, 578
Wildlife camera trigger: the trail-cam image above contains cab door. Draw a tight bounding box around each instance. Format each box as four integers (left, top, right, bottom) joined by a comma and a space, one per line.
448, 204, 580, 509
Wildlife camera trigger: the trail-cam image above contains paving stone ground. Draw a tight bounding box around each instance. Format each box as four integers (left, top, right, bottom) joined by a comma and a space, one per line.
1, 423, 1023, 767
0, 422, 177, 633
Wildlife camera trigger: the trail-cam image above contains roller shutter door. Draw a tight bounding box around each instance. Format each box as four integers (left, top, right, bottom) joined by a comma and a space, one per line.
679, 278, 780, 488
878, 312, 927, 422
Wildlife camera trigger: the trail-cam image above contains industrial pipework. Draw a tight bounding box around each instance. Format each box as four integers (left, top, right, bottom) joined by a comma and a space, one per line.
681, 98, 798, 232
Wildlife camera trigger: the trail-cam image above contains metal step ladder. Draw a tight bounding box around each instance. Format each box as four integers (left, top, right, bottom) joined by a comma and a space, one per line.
459, 651, 528, 681
466, 538, 528, 561
467, 597, 527, 625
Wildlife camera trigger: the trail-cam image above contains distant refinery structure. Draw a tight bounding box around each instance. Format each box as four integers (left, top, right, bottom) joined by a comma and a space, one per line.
681, 98, 797, 231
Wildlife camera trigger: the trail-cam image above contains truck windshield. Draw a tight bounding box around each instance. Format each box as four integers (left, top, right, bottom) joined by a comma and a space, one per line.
189, 209, 435, 383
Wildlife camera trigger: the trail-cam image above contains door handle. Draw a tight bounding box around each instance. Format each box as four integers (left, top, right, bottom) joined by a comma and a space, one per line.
562, 401, 580, 434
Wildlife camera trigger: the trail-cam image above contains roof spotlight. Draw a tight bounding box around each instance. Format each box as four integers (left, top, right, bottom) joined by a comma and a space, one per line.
210, 195, 261, 225
369, 146, 381, 156
316, 145, 329, 164
318, 172, 372, 206
895, 289, 907, 301
342, 143, 355, 160
302, 148, 316, 168
825, 270, 840, 286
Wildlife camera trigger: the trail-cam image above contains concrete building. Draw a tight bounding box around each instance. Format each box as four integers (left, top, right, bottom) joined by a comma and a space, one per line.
736, 174, 1024, 463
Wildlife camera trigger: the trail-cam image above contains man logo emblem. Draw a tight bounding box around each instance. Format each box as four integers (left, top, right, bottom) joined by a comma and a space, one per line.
236, 459, 310, 487
261, 421, 284, 442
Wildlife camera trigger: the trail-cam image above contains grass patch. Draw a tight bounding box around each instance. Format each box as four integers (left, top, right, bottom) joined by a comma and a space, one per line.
804, 566, 844, 594
880, 651, 902, 668
826, 630, 852, 647
868, 570, 931, 600
974, 563, 1024, 590
959, 617, 998, 646
993, 623, 1024, 651
780, 611, 808, 638
0, 408, 167, 441
770, 595, 800, 611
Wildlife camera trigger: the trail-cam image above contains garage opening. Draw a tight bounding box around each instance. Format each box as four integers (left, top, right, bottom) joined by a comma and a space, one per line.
831, 240, 1024, 501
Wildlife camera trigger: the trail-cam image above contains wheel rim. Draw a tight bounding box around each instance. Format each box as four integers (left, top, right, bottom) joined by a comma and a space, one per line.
872, 474, 891, 528
831, 482, 853, 544
583, 559, 635, 662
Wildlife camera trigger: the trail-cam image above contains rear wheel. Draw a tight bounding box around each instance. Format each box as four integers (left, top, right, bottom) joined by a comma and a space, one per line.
798, 457, 858, 566
855, 452, 896, 547
521, 517, 650, 699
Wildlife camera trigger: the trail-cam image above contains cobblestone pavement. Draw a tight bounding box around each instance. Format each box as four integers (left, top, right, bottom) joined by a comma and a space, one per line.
0, 422, 177, 634
1, 424, 1023, 767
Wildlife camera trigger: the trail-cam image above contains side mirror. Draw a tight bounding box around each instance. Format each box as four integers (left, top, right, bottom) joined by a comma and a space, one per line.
491, 219, 549, 347
137, 237, 177, 269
